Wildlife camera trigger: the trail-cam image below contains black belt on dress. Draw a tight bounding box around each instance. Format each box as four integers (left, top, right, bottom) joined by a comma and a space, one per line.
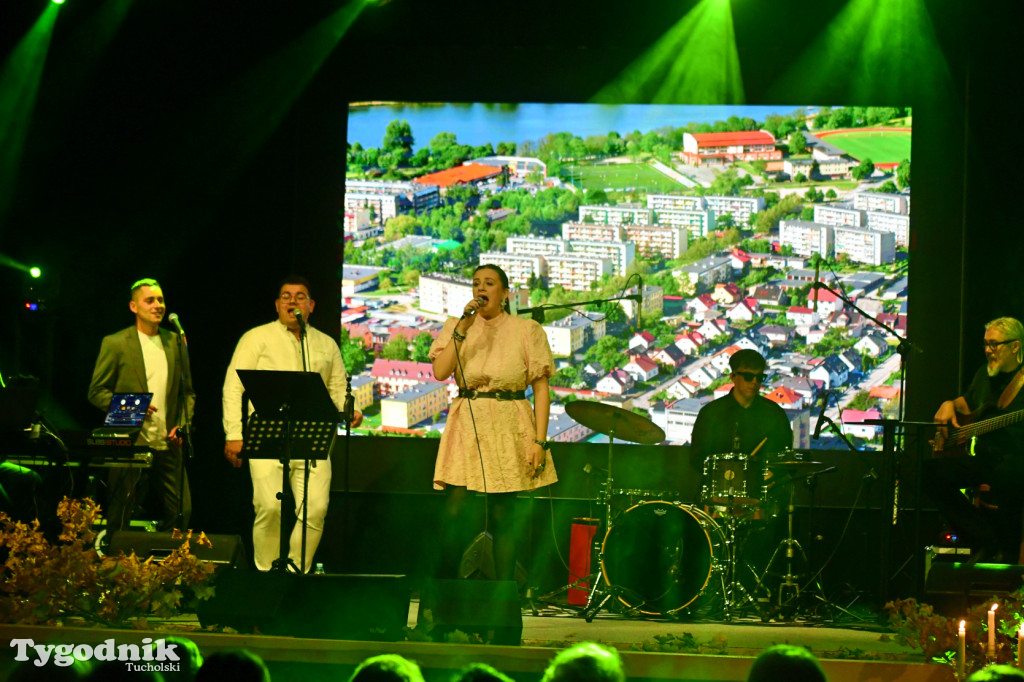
458, 388, 527, 401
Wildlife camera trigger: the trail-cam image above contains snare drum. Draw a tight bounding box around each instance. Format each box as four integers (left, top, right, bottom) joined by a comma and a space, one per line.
607, 488, 686, 506
600, 501, 725, 615
701, 452, 767, 507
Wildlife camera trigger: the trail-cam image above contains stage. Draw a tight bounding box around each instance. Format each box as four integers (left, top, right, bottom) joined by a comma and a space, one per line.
0, 599, 953, 682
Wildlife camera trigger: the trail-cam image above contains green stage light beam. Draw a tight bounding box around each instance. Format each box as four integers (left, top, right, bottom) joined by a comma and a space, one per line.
591, 0, 744, 105
0, 3, 60, 229
22, 0, 133, 169
30, 267, 42, 278
49, 0, 133, 104
0, 253, 36, 275
768, 0, 955, 105
187, 0, 367, 194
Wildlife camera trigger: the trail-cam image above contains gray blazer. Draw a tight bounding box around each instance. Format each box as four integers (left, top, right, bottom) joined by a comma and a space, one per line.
87, 326, 196, 430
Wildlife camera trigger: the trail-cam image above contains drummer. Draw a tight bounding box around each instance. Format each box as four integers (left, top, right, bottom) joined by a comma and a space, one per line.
690, 349, 793, 474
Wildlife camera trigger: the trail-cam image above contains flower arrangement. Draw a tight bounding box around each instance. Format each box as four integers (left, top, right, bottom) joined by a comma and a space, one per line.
0, 497, 216, 628
886, 595, 1024, 674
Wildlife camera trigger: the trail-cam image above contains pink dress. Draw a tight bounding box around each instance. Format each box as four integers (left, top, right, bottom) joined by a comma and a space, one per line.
428, 312, 556, 492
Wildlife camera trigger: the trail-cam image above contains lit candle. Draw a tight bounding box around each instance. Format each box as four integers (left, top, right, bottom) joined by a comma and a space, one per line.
1017, 622, 1023, 669
959, 620, 966, 679
989, 604, 999, 660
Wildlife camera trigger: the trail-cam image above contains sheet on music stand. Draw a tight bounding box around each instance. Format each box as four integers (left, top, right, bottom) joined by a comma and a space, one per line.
236, 370, 338, 461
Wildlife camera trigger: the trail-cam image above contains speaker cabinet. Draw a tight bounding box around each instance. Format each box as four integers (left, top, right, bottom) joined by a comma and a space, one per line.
108, 531, 246, 568
427, 579, 522, 646
925, 561, 1024, 596
197, 572, 411, 641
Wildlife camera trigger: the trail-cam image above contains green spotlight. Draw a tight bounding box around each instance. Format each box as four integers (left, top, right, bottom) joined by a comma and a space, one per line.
768, 0, 954, 104
53, 0, 66, 4
591, 0, 744, 104
30, 267, 42, 278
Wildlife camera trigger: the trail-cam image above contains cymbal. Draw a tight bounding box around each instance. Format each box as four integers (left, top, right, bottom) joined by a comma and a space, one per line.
565, 401, 665, 445
767, 460, 825, 472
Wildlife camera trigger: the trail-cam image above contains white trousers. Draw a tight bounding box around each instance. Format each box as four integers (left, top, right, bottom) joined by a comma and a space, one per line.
249, 457, 331, 572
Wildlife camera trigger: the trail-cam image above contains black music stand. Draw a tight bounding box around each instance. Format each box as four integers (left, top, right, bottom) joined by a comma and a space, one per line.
237, 370, 338, 573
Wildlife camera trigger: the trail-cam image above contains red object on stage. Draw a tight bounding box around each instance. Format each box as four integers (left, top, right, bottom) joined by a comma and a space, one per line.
568, 518, 600, 606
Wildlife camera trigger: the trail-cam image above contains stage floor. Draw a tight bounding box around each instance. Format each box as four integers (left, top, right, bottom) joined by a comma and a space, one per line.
517, 604, 918, 660
0, 599, 950, 682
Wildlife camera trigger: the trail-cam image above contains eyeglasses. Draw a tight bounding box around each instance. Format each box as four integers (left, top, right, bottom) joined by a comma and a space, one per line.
984, 339, 1016, 350
279, 292, 309, 303
732, 370, 766, 383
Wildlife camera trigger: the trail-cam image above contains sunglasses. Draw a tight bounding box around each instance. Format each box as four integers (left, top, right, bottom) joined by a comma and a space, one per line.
732, 370, 766, 383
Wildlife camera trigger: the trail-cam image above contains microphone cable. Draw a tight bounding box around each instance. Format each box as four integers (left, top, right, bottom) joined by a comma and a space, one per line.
450, 316, 490, 538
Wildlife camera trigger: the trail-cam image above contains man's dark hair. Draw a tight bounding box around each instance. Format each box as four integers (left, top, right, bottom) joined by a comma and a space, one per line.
348, 654, 425, 682
729, 348, 767, 373
540, 642, 625, 682
277, 274, 313, 299
195, 649, 270, 682
453, 663, 514, 682
162, 635, 203, 681
746, 644, 826, 682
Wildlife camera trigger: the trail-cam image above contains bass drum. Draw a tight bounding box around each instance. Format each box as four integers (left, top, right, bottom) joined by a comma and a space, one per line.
600, 501, 725, 615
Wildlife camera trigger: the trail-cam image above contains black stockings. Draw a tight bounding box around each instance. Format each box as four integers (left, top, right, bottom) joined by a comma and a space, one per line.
438, 486, 524, 581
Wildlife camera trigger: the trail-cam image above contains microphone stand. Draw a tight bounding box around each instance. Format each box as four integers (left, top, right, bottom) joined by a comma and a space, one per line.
298, 318, 311, 574
343, 376, 354, 494
518, 269, 645, 325
807, 278, 920, 431
518, 293, 643, 325
814, 407, 859, 453
173, 331, 193, 532
336, 376, 355, 577
810, 275, 921, 604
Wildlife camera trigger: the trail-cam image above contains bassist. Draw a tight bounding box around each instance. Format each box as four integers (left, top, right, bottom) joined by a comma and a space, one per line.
925, 317, 1024, 564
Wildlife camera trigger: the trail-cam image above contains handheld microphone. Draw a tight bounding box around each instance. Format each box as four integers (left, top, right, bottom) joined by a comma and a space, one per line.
461, 296, 485, 319
812, 389, 830, 440
168, 313, 187, 345
294, 308, 307, 334
812, 255, 820, 313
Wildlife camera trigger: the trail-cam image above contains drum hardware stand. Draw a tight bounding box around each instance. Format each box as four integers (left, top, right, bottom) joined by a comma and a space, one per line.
540, 400, 665, 621
759, 472, 806, 620
534, 432, 619, 617
577, 430, 649, 622
715, 505, 760, 621
760, 466, 848, 622
581, 430, 627, 621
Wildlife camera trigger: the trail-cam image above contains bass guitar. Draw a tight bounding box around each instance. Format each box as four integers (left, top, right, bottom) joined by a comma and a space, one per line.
932, 406, 1024, 456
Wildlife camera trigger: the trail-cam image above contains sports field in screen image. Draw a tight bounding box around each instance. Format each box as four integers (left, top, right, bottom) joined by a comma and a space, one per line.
567, 162, 687, 192
818, 128, 911, 163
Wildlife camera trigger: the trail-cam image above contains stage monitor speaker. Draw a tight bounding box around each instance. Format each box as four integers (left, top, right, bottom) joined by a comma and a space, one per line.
108, 531, 246, 568
428, 579, 522, 646
197, 572, 411, 641
925, 561, 1024, 595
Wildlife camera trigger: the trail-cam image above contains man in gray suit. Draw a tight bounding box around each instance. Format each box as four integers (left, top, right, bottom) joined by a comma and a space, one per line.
88, 278, 196, 533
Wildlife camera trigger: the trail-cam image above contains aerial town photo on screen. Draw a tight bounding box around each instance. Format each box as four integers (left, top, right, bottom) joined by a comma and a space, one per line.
339, 103, 911, 451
